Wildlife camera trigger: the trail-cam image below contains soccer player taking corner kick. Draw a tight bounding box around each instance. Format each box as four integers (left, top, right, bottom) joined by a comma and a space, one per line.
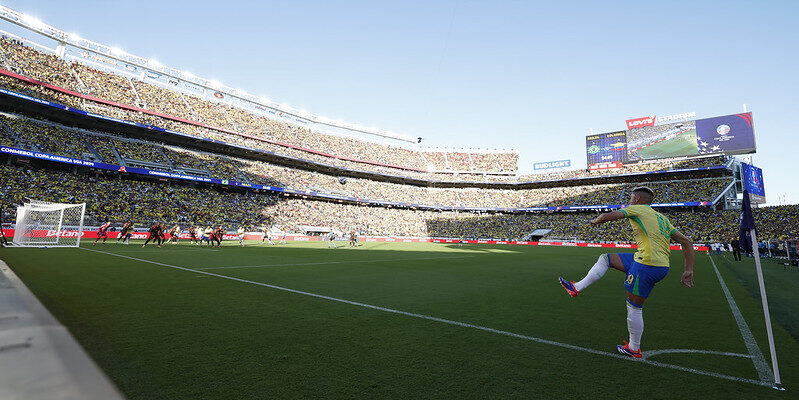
558, 186, 695, 358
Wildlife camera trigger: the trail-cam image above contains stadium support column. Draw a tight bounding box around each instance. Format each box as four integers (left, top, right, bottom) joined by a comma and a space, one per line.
55, 42, 66, 58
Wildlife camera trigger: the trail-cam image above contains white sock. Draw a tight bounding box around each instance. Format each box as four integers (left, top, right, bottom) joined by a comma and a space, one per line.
574, 254, 610, 291
626, 302, 644, 351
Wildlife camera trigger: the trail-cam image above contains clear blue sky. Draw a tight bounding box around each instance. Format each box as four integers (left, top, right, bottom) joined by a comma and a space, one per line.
4, 0, 798, 204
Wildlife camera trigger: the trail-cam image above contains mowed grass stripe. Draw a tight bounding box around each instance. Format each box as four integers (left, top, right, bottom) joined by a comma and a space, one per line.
196, 255, 476, 270
76, 242, 778, 379
80, 247, 770, 387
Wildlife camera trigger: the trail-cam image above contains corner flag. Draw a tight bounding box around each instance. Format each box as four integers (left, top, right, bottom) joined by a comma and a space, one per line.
739, 190, 755, 253
740, 189, 783, 388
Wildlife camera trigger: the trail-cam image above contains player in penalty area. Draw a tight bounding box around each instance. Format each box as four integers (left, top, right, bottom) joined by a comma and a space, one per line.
558, 186, 695, 358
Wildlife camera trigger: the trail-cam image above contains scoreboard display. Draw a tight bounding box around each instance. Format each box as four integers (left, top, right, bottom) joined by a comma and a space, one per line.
586, 131, 628, 166
587, 112, 756, 166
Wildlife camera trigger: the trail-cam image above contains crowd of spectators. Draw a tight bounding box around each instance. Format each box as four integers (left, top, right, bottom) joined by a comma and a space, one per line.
271, 199, 433, 237
163, 147, 208, 170
86, 135, 118, 163
238, 159, 729, 208
0, 113, 731, 209
70, 62, 140, 105
0, 114, 20, 147
423, 206, 799, 243
0, 69, 729, 187
0, 37, 520, 176
0, 37, 82, 91
0, 74, 83, 110
113, 139, 168, 164
0, 51, 724, 186
131, 79, 195, 119
0, 163, 795, 244
0, 165, 277, 228
4, 115, 96, 160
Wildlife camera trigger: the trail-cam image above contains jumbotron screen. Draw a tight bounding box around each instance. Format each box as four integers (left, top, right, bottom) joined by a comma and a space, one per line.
585, 131, 627, 166
587, 112, 756, 165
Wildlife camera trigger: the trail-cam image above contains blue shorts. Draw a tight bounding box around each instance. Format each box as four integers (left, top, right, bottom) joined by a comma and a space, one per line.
614, 253, 669, 301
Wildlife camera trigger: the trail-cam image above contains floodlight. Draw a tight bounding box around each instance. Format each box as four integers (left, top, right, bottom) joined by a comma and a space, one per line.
21, 13, 44, 30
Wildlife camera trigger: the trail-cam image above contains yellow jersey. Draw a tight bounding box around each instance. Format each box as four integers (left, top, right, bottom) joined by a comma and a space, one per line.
620, 204, 678, 267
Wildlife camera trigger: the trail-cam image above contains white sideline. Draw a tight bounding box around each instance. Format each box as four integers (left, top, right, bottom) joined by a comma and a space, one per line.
197, 255, 475, 270
707, 254, 773, 382
80, 247, 771, 388
644, 349, 751, 359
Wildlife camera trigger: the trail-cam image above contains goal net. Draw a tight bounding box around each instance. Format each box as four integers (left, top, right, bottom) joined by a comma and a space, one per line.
12, 200, 86, 247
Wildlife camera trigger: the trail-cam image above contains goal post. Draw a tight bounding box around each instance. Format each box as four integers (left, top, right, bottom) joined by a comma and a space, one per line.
12, 200, 86, 248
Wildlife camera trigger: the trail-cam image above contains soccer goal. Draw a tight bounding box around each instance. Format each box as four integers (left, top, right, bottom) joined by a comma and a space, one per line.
11, 200, 86, 247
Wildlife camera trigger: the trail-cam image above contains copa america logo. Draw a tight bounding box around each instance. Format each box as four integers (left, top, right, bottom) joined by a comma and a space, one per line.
751, 168, 761, 188
716, 124, 731, 135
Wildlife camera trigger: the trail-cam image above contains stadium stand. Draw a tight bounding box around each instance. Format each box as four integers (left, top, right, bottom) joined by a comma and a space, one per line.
0, 164, 794, 244
0, 36, 519, 177
0, 112, 730, 209
0, 165, 277, 228
70, 61, 140, 105
0, 36, 82, 92
0, 65, 727, 185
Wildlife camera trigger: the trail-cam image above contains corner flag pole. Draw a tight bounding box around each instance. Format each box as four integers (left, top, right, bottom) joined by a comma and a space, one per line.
741, 190, 782, 387
748, 228, 781, 386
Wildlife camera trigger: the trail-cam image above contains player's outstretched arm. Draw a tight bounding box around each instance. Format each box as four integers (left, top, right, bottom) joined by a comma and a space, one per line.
589, 210, 625, 225
671, 230, 695, 287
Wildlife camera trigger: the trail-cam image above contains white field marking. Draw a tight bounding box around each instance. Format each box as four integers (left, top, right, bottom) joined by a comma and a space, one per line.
196, 255, 476, 270
645, 349, 752, 359
708, 254, 773, 383
108, 249, 220, 253
79, 247, 771, 388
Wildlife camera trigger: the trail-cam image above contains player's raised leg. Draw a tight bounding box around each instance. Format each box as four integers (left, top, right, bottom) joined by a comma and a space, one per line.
559, 253, 625, 297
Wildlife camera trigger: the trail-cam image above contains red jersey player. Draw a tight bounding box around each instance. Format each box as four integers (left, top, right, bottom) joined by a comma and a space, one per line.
93, 221, 111, 245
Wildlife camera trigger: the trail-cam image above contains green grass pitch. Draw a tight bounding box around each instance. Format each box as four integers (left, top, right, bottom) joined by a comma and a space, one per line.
2, 241, 797, 399
636, 129, 700, 160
